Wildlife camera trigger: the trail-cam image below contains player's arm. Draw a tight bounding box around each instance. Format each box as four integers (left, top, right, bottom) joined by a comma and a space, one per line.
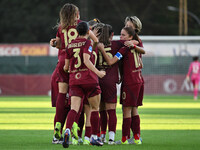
124, 41, 145, 54
63, 58, 69, 72
89, 30, 99, 50
98, 43, 119, 66
63, 49, 70, 72
50, 37, 61, 49
186, 64, 192, 81
83, 53, 106, 78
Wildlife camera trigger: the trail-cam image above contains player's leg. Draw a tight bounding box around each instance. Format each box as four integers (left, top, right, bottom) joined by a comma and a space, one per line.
54, 82, 68, 139
83, 104, 91, 145
130, 83, 144, 144
106, 102, 117, 144
121, 106, 132, 144
193, 79, 199, 100
88, 94, 103, 146
63, 96, 82, 148
99, 102, 107, 142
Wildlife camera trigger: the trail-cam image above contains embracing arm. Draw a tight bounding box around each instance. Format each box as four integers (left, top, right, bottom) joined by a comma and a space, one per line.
124, 41, 145, 54
98, 43, 119, 66
83, 53, 105, 78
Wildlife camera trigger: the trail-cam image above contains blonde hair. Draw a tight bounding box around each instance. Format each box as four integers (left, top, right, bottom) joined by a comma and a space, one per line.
59, 3, 79, 29
125, 16, 142, 33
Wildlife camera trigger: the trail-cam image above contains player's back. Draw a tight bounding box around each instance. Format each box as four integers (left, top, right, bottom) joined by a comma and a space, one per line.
190, 62, 200, 77
67, 38, 98, 85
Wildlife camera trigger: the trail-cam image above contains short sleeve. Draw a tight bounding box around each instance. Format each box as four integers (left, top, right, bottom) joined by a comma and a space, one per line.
83, 40, 92, 55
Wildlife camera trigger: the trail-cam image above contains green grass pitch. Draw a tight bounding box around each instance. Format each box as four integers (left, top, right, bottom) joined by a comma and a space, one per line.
0, 95, 200, 150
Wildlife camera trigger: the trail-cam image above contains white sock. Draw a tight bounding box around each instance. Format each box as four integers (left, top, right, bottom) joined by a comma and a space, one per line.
109, 131, 115, 141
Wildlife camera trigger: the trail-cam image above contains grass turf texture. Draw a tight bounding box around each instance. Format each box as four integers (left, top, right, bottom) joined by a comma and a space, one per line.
0, 95, 200, 150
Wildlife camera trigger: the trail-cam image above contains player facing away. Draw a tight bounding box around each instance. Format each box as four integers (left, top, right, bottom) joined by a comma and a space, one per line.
98, 26, 145, 145
62, 21, 105, 148
186, 56, 200, 100
49, 3, 80, 144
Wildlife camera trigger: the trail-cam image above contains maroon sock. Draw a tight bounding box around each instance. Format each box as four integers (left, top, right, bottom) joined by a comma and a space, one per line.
85, 126, 91, 137
78, 110, 84, 137
75, 100, 84, 123
90, 111, 100, 135
66, 109, 77, 129
55, 93, 66, 123
122, 118, 131, 139
100, 110, 107, 133
107, 109, 117, 133
54, 114, 56, 132
131, 115, 140, 140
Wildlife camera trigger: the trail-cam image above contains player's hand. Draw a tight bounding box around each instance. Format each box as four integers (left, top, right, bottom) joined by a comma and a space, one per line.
63, 65, 68, 72
50, 38, 57, 47
186, 76, 190, 82
98, 70, 106, 78
97, 43, 105, 51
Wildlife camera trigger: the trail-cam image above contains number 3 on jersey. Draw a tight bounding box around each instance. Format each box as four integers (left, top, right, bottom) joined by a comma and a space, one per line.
73, 48, 97, 69
62, 28, 78, 47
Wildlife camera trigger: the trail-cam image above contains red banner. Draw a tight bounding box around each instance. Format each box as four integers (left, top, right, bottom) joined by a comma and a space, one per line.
0, 44, 49, 56
0, 75, 51, 95
0, 74, 194, 96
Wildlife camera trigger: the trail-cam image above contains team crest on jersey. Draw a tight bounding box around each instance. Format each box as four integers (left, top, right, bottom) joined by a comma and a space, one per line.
88, 46, 92, 52
122, 92, 126, 100
75, 73, 81, 79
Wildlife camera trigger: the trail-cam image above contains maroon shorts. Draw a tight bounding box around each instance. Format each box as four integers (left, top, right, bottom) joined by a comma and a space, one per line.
120, 83, 144, 107
99, 79, 117, 103
51, 67, 58, 107
69, 84, 101, 99
56, 56, 69, 84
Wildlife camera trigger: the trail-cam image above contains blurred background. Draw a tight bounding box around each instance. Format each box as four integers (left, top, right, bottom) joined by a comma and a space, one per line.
0, 0, 200, 96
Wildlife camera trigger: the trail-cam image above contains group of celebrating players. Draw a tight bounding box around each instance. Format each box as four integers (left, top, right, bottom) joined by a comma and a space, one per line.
50, 3, 145, 148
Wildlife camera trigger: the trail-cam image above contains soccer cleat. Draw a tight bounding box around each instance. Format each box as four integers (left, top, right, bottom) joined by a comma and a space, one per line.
78, 137, 83, 144
121, 140, 129, 144
101, 137, 107, 143
108, 139, 115, 145
62, 129, 70, 148
72, 137, 78, 145
54, 122, 61, 139
134, 137, 142, 145
83, 139, 90, 145
52, 136, 59, 144
90, 137, 103, 146
71, 122, 80, 140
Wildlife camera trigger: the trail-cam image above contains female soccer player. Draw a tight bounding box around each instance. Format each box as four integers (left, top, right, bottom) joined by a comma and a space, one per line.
124, 16, 144, 143
98, 26, 145, 145
186, 56, 200, 100
50, 3, 80, 144
62, 21, 105, 148
50, 3, 98, 144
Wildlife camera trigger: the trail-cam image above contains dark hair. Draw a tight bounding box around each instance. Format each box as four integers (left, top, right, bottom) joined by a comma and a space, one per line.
98, 24, 113, 46
76, 21, 89, 36
122, 26, 139, 41
193, 56, 199, 61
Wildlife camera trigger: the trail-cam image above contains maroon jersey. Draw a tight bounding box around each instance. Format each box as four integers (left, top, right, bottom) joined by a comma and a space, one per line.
56, 20, 81, 73
56, 20, 81, 59
66, 38, 98, 85
116, 47, 144, 85
97, 40, 124, 83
